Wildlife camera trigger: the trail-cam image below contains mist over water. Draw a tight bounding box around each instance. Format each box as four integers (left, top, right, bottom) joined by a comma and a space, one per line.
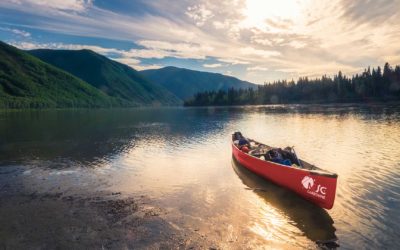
1, 104, 399, 249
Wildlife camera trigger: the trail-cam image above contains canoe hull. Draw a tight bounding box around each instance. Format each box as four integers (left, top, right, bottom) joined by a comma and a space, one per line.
232, 143, 337, 209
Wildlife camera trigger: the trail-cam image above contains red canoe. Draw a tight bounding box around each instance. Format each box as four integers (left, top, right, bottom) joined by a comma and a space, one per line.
232, 132, 338, 209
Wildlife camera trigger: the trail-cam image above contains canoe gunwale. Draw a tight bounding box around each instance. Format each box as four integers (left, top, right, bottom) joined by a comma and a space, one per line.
232, 141, 338, 178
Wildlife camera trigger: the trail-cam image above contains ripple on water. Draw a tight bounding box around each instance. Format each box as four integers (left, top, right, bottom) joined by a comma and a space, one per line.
0, 105, 400, 248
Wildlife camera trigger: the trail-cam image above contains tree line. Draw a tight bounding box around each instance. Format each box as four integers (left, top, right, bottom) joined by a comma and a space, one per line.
184, 63, 400, 106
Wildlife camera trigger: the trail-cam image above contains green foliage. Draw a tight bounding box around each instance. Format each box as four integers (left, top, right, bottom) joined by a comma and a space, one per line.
184, 64, 400, 106
140, 66, 256, 100
0, 41, 117, 109
29, 49, 181, 106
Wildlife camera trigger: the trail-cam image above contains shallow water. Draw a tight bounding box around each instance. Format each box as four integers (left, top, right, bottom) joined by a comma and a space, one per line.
1, 104, 399, 249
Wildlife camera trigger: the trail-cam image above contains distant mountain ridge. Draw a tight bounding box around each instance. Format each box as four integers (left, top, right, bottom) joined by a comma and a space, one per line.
29, 49, 181, 106
140, 66, 257, 100
0, 41, 115, 108
0, 40, 258, 109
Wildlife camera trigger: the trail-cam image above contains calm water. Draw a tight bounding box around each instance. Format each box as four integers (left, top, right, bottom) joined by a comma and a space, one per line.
1, 104, 399, 249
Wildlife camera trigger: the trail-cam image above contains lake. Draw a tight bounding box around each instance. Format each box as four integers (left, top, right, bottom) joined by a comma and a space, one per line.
1, 104, 399, 249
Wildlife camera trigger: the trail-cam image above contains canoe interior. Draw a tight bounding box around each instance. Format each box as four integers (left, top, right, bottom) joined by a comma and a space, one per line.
234, 137, 337, 178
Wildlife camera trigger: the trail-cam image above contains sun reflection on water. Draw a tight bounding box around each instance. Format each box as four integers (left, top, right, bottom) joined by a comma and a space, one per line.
1, 105, 399, 248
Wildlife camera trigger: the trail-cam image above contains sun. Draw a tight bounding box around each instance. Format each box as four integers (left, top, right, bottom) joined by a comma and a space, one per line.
241, 0, 303, 30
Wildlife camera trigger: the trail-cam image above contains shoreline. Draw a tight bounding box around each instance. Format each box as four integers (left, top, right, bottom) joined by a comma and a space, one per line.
0, 100, 399, 111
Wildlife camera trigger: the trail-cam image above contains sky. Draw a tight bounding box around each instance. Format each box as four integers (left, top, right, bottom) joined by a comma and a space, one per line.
0, 0, 399, 84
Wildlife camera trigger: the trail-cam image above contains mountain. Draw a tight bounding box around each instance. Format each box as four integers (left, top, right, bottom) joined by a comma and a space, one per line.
0, 41, 115, 108
29, 49, 181, 106
140, 66, 257, 100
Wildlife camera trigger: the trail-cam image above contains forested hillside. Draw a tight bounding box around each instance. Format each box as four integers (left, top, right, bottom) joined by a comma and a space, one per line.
0, 41, 115, 108
29, 49, 181, 106
185, 64, 400, 106
141, 66, 256, 100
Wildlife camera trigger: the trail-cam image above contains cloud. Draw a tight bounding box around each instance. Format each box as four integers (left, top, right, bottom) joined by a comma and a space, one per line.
186, 4, 214, 26
135, 40, 214, 59
240, 47, 281, 58
133, 64, 163, 71
338, 0, 400, 25
0, 27, 30, 37
203, 63, 224, 68
212, 20, 228, 30
10, 41, 122, 54
225, 70, 233, 76
113, 57, 163, 71
10, 40, 214, 64
10, 40, 166, 71
217, 58, 250, 65
4, 0, 93, 12
287, 40, 307, 49
265, 18, 294, 31
12, 28, 30, 37
2, 0, 400, 84
247, 66, 269, 71
112, 57, 141, 65
251, 38, 272, 46
122, 48, 168, 59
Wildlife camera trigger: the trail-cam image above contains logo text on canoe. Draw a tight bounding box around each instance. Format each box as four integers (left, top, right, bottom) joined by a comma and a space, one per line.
301, 176, 327, 199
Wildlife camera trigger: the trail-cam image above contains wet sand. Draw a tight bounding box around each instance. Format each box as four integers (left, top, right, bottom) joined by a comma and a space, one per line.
0, 188, 216, 249
0, 161, 221, 249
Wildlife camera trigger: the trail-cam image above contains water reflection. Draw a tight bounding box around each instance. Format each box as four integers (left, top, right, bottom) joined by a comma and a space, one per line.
0, 108, 234, 166
0, 104, 399, 248
231, 157, 337, 243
